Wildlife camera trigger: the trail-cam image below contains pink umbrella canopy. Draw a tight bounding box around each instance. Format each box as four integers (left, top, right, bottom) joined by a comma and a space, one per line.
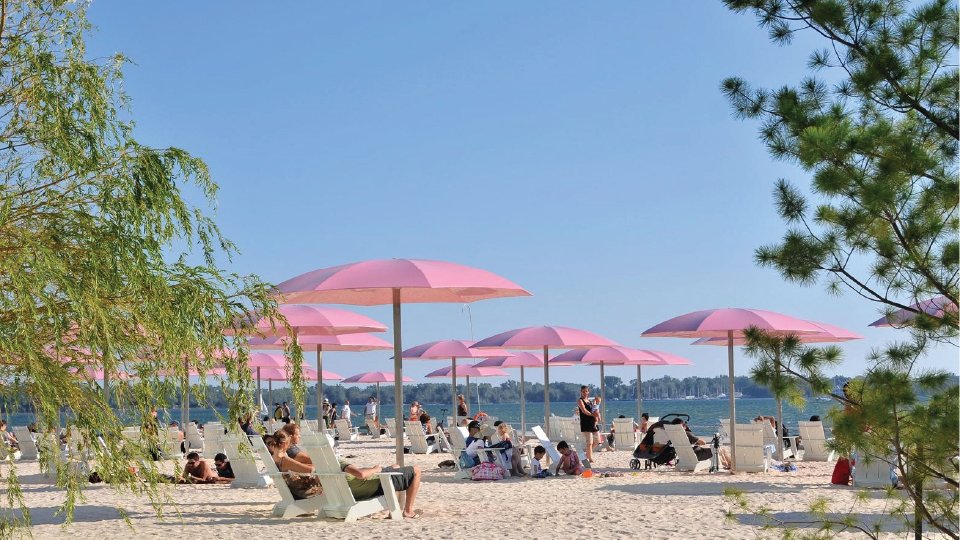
341, 371, 415, 417
402, 339, 514, 424
474, 352, 545, 434
273, 258, 531, 465
471, 325, 619, 434
423, 365, 510, 378
868, 295, 958, 327
693, 319, 864, 345
247, 333, 392, 352
254, 366, 344, 382
232, 304, 387, 337
642, 308, 823, 472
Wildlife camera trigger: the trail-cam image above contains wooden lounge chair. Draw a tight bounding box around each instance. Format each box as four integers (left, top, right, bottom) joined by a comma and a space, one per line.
185, 423, 204, 453
301, 428, 403, 522
733, 423, 769, 473
403, 421, 436, 454
223, 436, 271, 488
612, 418, 637, 451
852, 448, 897, 489
383, 418, 398, 438
364, 418, 381, 439
531, 425, 590, 469
12, 427, 38, 460
160, 427, 184, 460
797, 421, 835, 462
664, 424, 711, 472
755, 420, 795, 461
719, 418, 731, 445
334, 419, 360, 442
202, 422, 225, 456
251, 435, 325, 518
444, 427, 475, 479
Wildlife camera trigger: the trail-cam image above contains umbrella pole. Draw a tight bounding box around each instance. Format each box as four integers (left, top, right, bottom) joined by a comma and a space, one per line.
391, 288, 404, 467
543, 345, 550, 437
636, 364, 643, 423
520, 366, 526, 437
182, 357, 189, 429
269, 380, 273, 411
727, 330, 737, 472
775, 349, 784, 463
451, 358, 457, 427
376, 382, 381, 426
466, 376, 471, 413
257, 367, 262, 420
599, 361, 606, 431
317, 348, 324, 423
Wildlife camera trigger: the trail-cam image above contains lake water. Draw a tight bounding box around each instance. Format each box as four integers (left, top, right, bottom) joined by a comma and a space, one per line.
10, 397, 838, 433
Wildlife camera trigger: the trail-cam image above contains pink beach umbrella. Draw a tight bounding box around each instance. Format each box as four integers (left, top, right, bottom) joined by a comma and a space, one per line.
692, 318, 862, 463
424, 364, 510, 419
868, 295, 957, 328
550, 347, 692, 426
471, 326, 618, 435
401, 340, 513, 427
341, 371, 415, 419
642, 308, 821, 472
274, 258, 531, 464
474, 352, 544, 435
248, 333, 392, 420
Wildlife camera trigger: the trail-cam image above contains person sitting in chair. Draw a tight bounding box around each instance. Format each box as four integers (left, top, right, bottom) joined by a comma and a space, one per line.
280, 423, 313, 465
266, 432, 322, 500
671, 418, 731, 468
338, 456, 423, 519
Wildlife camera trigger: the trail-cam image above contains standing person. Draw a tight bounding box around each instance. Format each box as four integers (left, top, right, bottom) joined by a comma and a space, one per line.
341, 400, 353, 427
457, 394, 468, 419
273, 403, 283, 422
577, 386, 599, 463
330, 402, 339, 423
364, 397, 377, 424
322, 399, 331, 428
281, 402, 291, 423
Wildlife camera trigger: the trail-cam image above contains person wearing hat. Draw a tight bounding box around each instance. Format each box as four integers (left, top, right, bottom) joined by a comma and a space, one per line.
322, 399, 331, 428
463, 420, 486, 467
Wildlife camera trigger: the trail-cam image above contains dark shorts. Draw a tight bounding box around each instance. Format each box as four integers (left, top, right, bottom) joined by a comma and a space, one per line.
694, 447, 713, 461
373, 465, 416, 496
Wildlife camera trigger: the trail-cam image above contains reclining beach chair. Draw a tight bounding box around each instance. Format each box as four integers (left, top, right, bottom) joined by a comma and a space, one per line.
301, 428, 403, 522
364, 418, 381, 439
756, 420, 794, 461
664, 424, 711, 472
444, 427, 475, 479
719, 418, 731, 445
733, 423, 768, 473
160, 427, 184, 460
223, 436, 271, 488
403, 421, 436, 454
797, 421, 835, 462
185, 423, 204, 453
532, 425, 590, 470
202, 422, 225, 456
612, 418, 636, 451
852, 448, 897, 489
334, 419, 360, 442
304, 420, 320, 433
383, 418, 398, 438
13, 427, 38, 460
251, 435, 325, 518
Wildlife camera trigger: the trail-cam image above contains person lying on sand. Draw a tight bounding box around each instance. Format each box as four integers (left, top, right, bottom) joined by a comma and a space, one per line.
179, 452, 231, 484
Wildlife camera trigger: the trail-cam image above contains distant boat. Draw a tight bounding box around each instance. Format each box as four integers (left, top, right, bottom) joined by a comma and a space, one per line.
716, 392, 727, 399
684, 395, 695, 400
733, 391, 743, 399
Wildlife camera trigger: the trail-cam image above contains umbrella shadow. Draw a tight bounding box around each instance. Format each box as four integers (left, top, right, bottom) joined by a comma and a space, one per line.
0, 504, 147, 526
596, 480, 804, 497
733, 511, 913, 534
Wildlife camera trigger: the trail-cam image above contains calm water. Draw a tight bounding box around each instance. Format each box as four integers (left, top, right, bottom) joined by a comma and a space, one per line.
9, 398, 838, 433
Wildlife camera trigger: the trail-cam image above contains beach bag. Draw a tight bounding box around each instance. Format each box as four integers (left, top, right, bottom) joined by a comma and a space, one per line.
831, 457, 852, 485
458, 451, 479, 470
471, 461, 504, 481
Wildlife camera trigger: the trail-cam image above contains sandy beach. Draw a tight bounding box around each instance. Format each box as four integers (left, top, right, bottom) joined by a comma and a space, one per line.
5, 435, 928, 540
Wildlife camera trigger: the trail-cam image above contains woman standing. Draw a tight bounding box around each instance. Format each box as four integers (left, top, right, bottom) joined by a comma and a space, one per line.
457, 394, 468, 419
577, 385, 599, 463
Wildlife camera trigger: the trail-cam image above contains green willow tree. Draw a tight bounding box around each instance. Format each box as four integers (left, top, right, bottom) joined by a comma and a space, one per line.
721, 0, 958, 538
0, 1, 303, 534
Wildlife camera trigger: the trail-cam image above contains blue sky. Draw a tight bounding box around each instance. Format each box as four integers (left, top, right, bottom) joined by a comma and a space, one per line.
85, 2, 957, 386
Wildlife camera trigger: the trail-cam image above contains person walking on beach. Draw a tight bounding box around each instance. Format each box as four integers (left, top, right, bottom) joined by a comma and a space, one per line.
273, 403, 283, 422
341, 400, 353, 426
322, 399, 331, 428
577, 386, 599, 463
281, 402, 291, 423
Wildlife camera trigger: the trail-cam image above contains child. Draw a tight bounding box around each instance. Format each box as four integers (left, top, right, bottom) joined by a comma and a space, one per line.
554, 440, 583, 476
529, 445, 550, 478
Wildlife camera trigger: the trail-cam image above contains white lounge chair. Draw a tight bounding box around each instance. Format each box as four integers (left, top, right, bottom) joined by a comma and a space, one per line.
664, 424, 711, 472
250, 435, 325, 518
719, 418, 731, 445
334, 419, 360, 442
797, 421, 835, 462
364, 418, 381, 439
531, 425, 590, 470
302, 428, 403, 522
613, 418, 637, 451
733, 423, 769, 473
403, 421, 436, 454
755, 420, 795, 461
185, 423, 204, 453
444, 427, 475, 479
13, 427, 38, 460
304, 420, 320, 433
853, 449, 897, 489
383, 418, 398, 438
161, 427, 184, 460
202, 422, 224, 456
223, 437, 271, 488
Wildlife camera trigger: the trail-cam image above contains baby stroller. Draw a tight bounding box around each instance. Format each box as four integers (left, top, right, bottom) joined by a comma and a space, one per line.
629, 413, 688, 470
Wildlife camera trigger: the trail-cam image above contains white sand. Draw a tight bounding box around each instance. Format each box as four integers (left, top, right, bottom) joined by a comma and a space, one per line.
4, 438, 930, 539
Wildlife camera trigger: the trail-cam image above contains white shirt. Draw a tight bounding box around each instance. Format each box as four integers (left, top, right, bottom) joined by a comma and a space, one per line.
530, 458, 542, 476
365, 402, 376, 416
341, 404, 352, 419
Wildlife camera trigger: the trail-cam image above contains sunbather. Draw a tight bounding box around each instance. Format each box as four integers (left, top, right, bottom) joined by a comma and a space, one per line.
554, 440, 583, 476
213, 453, 235, 480
266, 432, 322, 500
280, 423, 313, 465
179, 452, 230, 484
338, 457, 422, 519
